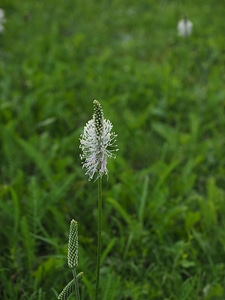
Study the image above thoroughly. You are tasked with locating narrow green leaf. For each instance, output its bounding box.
[107,198,132,225]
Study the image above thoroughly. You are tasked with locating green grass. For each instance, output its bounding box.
[1,0,225,299]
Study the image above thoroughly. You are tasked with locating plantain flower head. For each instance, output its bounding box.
[177,16,193,37]
[0,8,5,33]
[80,100,118,181]
[68,219,78,269]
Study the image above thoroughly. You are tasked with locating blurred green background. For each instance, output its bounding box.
[0,0,225,299]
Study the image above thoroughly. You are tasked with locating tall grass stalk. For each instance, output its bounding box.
[72,268,80,300]
[95,177,102,300]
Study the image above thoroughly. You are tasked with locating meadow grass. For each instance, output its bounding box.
[0,0,225,299]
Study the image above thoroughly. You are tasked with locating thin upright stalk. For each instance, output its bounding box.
[72,268,80,300]
[95,177,102,300]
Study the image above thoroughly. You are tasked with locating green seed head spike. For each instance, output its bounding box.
[68,219,78,269]
[58,278,75,300]
[93,100,104,138]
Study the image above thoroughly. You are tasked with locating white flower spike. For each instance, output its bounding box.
[0,8,5,21]
[0,8,5,33]
[177,16,193,37]
[80,100,118,181]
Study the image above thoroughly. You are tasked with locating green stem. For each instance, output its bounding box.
[72,268,80,300]
[95,177,102,300]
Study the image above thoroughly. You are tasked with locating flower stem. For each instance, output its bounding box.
[95,177,102,300]
[72,268,80,300]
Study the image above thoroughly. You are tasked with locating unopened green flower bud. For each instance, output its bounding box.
[68,219,78,269]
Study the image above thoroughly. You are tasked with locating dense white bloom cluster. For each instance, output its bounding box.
[80,100,118,181]
[0,8,5,33]
[177,16,193,37]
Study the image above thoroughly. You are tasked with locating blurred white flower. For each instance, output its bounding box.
[0,8,5,33]
[177,16,193,37]
[0,8,4,19]
[80,100,118,181]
